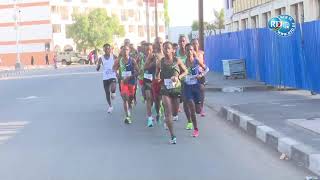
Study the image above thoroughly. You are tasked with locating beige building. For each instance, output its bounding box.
[0,0,165,66]
[224,0,320,32]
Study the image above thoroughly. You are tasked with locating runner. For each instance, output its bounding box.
[143,43,156,127]
[113,45,139,124]
[183,43,209,137]
[137,41,147,103]
[192,38,206,117]
[176,35,193,130]
[172,43,179,57]
[96,43,117,113]
[153,37,165,123]
[156,41,188,144]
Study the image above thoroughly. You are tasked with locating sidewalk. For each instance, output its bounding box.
[205,72,273,92]
[0,64,93,79]
[204,72,320,175]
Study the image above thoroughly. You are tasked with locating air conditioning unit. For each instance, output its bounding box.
[222,59,246,79]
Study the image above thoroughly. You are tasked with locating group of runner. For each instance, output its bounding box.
[96,35,209,144]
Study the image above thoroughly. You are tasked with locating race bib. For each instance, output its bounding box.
[185,75,197,85]
[104,69,116,79]
[122,71,132,78]
[164,79,175,89]
[144,73,153,81]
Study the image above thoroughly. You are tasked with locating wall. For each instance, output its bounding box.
[205,20,320,93]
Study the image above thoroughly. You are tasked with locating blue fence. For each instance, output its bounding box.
[205,20,320,93]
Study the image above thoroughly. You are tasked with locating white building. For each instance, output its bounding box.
[224,0,320,32]
[0,0,165,66]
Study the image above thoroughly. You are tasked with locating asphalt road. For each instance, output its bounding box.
[0,68,312,180]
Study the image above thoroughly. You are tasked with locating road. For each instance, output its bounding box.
[0,67,312,180]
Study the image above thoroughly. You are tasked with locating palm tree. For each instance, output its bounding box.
[213,9,225,34]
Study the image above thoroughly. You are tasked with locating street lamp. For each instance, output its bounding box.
[13,0,23,70]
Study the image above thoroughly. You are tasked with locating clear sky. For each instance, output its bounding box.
[168,0,224,27]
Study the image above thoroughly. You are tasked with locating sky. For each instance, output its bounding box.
[168,0,224,27]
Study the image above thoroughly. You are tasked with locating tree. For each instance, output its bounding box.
[191,20,215,36]
[67,8,125,52]
[213,9,225,34]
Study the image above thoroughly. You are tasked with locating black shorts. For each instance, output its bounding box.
[103,78,116,90]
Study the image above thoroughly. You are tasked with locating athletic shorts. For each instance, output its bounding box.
[152,80,161,100]
[183,84,201,104]
[120,82,136,97]
[103,78,116,89]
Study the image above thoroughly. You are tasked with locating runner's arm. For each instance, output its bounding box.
[177,59,188,81]
[155,59,161,81]
[113,59,120,79]
[198,60,209,78]
[132,59,140,78]
[96,57,102,71]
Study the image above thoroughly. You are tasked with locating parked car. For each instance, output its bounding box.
[56,51,88,65]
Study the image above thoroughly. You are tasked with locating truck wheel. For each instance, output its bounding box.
[62,60,67,65]
[79,59,85,64]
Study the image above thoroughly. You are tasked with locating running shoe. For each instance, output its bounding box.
[200,108,206,117]
[185,122,193,130]
[147,117,153,127]
[192,129,199,137]
[107,106,113,114]
[173,116,178,121]
[169,136,177,144]
[124,116,132,124]
[111,93,116,100]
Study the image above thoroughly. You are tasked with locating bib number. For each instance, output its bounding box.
[164,79,175,89]
[144,73,153,81]
[185,75,197,85]
[122,71,132,78]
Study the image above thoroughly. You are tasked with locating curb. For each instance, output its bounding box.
[205,85,276,92]
[216,105,320,175]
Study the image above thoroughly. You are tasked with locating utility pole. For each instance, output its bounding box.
[155,0,158,38]
[198,0,204,50]
[14,0,22,70]
[146,0,150,42]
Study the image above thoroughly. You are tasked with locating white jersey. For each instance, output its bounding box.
[101,55,116,80]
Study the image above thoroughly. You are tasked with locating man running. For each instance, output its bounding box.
[153,37,165,123]
[184,43,209,137]
[113,45,139,124]
[192,38,206,117]
[143,43,156,127]
[96,43,117,113]
[176,35,193,130]
[156,41,187,144]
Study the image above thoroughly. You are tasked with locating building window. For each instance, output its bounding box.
[261,12,270,28]
[52,24,61,33]
[128,25,135,33]
[291,3,304,23]
[103,0,111,4]
[275,8,281,16]
[251,15,258,29]
[60,7,69,20]
[137,0,143,6]
[128,9,134,17]
[121,10,128,21]
[159,25,165,33]
[64,0,71,2]
[281,7,286,15]
[138,25,144,37]
[118,0,124,5]
[81,0,87,3]
[241,18,248,30]
[51,6,59,14]
[233,21,239,31]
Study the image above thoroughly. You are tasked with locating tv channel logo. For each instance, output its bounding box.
[268,15,296,37]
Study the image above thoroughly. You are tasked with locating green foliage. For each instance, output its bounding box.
[66,8,125,51]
